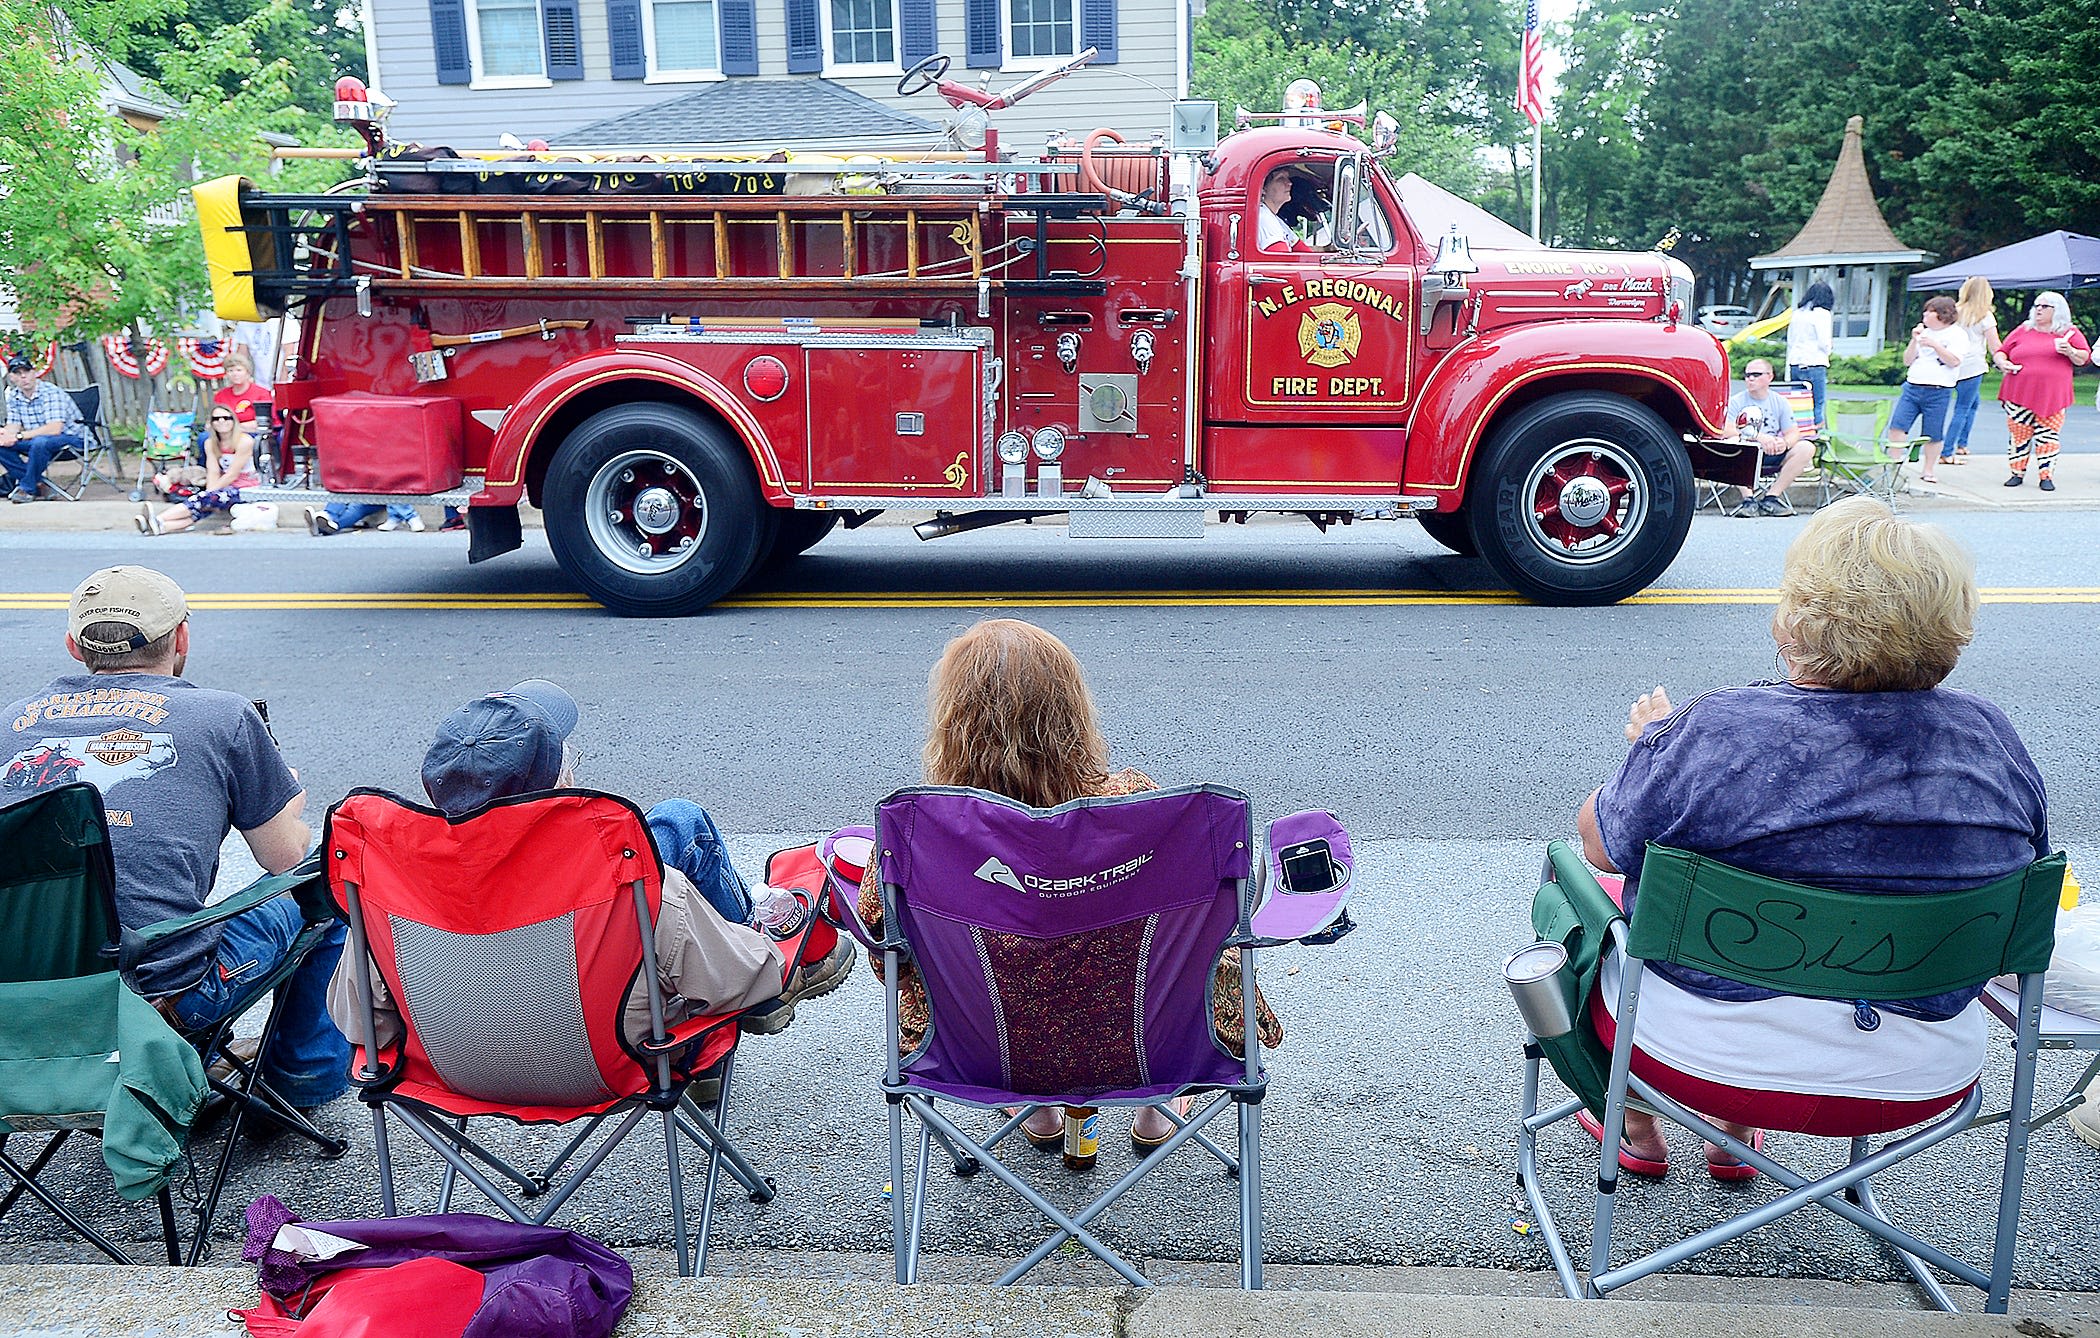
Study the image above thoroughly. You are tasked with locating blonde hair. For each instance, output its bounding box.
[226,351,254,375]
[1776,497,1975,692]
[923,619,1109,807]
[1956,275,1993,327]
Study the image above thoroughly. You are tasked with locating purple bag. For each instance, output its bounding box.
[240,1195,632,1338]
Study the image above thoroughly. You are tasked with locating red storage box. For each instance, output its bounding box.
[313,393,465,493]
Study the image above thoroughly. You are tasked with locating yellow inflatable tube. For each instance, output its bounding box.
[193,175,269,323]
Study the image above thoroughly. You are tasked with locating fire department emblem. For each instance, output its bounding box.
[1297,302,1361,369]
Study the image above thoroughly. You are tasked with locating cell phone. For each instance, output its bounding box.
[1276,838,1339,895]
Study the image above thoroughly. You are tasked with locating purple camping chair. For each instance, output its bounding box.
[846,784,1355,1289]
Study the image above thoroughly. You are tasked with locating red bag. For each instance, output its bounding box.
[312,393,465,493]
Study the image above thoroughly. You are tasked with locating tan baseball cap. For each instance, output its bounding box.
[68,566,188,655]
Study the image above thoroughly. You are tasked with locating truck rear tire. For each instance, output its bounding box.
[1465,392,1693,606]
[542,403,766,616]
[1415,508,1478,557]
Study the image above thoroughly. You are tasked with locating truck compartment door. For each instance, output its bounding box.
[804,345,983,496]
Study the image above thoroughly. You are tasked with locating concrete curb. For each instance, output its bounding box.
[2,1266,2094,1338]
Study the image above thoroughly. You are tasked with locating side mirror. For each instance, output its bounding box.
[1331,155,1362,253]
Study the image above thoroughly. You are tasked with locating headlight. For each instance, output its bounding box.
[1031,426,1067,461]
[996,430,1030,465]
[1663,256,1695,323]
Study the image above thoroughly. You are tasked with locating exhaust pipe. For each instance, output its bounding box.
[913,510,1038,541]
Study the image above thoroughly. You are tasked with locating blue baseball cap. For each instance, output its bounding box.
[421,679,579,817]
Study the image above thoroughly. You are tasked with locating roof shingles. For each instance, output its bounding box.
[561,79,940,148]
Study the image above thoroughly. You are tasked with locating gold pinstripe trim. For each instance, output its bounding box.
[488,365,784,491]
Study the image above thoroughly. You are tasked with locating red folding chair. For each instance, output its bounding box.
[324,788,784,1276]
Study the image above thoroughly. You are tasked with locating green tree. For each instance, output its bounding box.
[1539,1,1661,247]
[129,0,366,106]
[0,0,352,339]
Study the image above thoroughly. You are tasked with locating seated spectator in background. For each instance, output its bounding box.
[856,619,1283,1159]
[1886,295,1973,487]
[211,352,270,426]
[1574,498,2050,1180]
[329,680,852,1051]
[1,566,350,1108]
[306,502,424,535]
[139,406,259,534]
[1727,359,1810,516]
[2,353,87,503]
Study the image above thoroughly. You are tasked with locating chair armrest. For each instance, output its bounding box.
[820,826,892,952]
[117,853,330,976]
[636,1010,736,1057]
[1248,810,1358,946]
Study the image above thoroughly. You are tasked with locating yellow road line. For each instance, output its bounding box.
[1,588,2096,611]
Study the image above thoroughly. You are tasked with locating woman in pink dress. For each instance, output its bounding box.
[1992,290,2089,491]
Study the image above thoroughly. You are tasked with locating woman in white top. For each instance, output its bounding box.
[1256,168,1312,254]
[1941,275,2002,466]
[1784,281,1834,429]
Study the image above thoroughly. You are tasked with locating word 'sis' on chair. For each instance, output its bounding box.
[834,785,1356,1288]
[324,789,784,1277]
[1817,396,1903,507]
[0,783,344,1264]
[1515,841,2063,1313]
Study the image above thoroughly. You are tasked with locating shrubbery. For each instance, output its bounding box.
[1829,346,1907,386]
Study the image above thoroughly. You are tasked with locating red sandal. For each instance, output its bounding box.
[1576,1109,1669,1178]
[1704,1130,1766,1182]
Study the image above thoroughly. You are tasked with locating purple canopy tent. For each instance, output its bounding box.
[1906,230,2100,292]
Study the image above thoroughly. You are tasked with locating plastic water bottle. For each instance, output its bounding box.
[1062,1107,1100,1171]
[753,885,810,942]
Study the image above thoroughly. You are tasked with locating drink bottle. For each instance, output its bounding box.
[1062,1107,1100,1171]
[753,886,810,941]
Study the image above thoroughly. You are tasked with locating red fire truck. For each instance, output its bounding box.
[195,58,1747,615]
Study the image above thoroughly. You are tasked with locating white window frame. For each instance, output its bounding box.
[643,0,727,82]
[465,0,552,90]
[822,0,899,75]
[1001,0,1076,71]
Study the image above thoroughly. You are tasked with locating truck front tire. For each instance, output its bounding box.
[1415,507,1478,557]
[542,403,766,616]
[1465,393,1693,606]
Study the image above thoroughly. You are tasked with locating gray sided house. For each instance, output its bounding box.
[364,0,1186,150]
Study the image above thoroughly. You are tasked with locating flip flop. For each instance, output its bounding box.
[1131,1096,1194,1157]
[1704,1130,1766,1182]
[1575,1109,1669,1179]
[1004,1107,1064,1150]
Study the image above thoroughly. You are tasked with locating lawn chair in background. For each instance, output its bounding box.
[1817,396,1901,506]
[1513,841,2063,1313]
[839,785,1357,1288]
[40,386,125,500]
[133,411,195,502]
[324,789,782,1277]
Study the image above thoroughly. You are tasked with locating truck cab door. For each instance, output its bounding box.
[1206,152,1422,488]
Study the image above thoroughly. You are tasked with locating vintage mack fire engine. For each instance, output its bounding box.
[195,59,1747,615]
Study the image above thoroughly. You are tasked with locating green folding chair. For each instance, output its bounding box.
[1516,841,2063,1313]
[0,783,348,1264]
[1816,396,1901,507]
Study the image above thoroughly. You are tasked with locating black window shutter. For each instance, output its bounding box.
[720,0,758,73]
[1079,0,1115,63]
[898,0,937,67]
[786,0,823,71]
[965,0,999,67]
[431,0,470,83]
[607,0,646,78]
[542,0,584,78]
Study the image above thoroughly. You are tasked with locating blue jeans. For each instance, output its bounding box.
[1786,365,1827,429]
[0,431,79,493]
[645,799,751,925]
[1943,374,1983,459]
[1889,381,1952,444]
[171,894,352,1108]
[325,502,416,527]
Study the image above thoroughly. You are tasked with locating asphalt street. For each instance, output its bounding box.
[1,511,2096,1287]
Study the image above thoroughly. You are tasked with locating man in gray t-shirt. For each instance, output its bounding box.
[1,566,349,1107]
[1726,359,1812,516]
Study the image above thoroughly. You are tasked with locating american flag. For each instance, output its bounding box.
[1516,0,1547,126]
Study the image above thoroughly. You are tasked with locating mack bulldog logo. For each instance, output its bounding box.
[1298,302,1362,368]
[4,731,178,793]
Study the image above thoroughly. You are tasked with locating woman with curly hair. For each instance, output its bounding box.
[1574,497,2051,1181]
[858,618,1282,1159]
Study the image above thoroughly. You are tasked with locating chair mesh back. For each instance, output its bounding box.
[879,785,1255,1104]
[391,913,614,1107]
[0,784,119,984]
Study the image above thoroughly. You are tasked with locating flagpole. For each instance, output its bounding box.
[1530,121,1542,242]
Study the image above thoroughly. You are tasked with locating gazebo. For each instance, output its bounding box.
[1750,116,1927,356]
